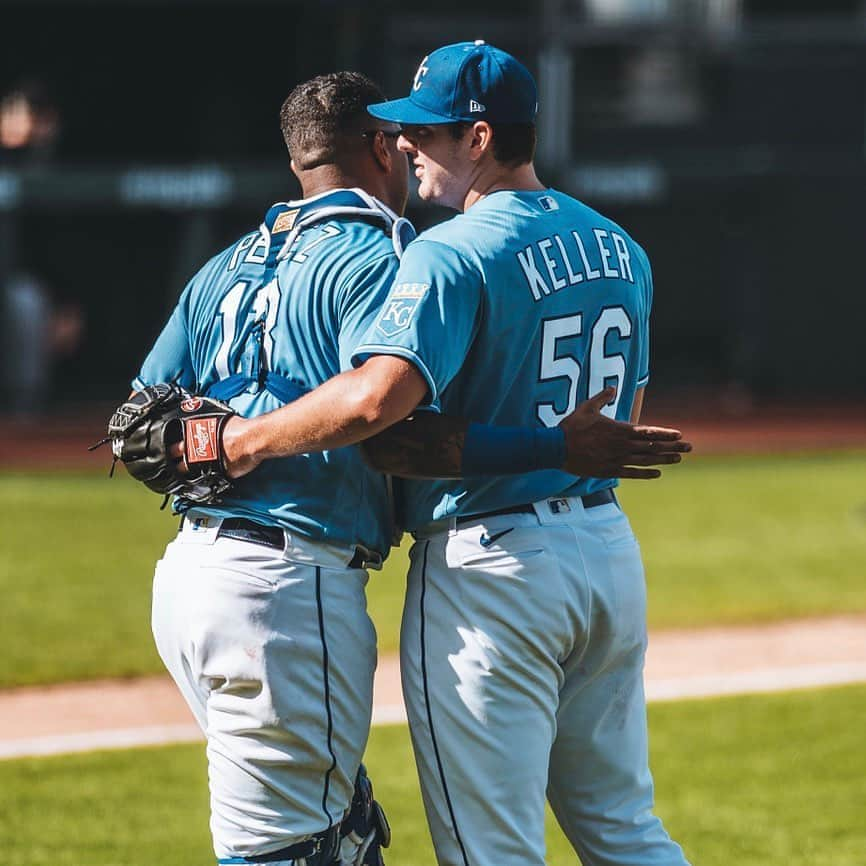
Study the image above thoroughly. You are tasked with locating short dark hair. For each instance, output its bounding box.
[447,121,536,167]
[280,72,386,171]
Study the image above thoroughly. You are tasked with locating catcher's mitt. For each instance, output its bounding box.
[93,383,236,506]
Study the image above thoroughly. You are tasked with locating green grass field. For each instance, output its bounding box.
[1,451,864,687]
[618,450,866,627]
[2,684,864,865]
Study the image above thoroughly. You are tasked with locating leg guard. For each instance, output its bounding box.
[339,763,391,866]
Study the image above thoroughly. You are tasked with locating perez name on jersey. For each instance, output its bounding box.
[516,226,634,302]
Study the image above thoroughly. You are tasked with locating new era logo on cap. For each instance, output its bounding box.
[367,40,538,126]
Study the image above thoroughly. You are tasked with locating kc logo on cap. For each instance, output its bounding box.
[413,56,430,92]
[367,40,538,126]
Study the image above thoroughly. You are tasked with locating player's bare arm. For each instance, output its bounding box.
[220,355,428,478]
[360,386,690,480]
[358,411,467,479]
[214,356,690,482]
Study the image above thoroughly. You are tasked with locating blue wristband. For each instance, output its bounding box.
[461,423,566,476]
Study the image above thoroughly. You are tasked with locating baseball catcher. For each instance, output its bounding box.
[92,383,235,506]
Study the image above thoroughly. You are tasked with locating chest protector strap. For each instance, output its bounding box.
[205,189,414,405]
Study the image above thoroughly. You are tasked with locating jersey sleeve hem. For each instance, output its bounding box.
[352,343,439,406]
[636,373,650,388]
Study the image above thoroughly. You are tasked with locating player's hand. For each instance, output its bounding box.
[168,415,262,480]
[558,387,692,479]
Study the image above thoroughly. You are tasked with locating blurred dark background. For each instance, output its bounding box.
[1,0,865,417]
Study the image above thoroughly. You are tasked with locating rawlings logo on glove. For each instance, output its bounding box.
[91,383,236,507]
[187,417,220,462]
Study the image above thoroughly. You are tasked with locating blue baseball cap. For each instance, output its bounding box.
[367,40,538,126]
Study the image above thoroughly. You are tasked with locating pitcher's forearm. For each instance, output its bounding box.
[222,356,428,475]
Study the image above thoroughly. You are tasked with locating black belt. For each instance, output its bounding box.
[455,488,616,526]
[188,517,374,569]
[239,825,340,864]
[217,518,285,549]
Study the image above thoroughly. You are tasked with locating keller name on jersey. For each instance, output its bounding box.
[350,188,650,530]
[516,226,634,302]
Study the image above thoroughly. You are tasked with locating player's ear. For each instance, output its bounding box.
[468,121,493,162]
[369,130,392,173]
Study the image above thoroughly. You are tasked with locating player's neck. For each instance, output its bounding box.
[298,165,396,211]
[298,165,362,201]
[463,162,545,211]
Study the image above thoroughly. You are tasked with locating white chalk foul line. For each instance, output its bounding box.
[645,661,866,702]
[2,662,866,760]
[0,724,202,760]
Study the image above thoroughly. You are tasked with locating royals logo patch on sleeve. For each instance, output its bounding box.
[376,283,429,337]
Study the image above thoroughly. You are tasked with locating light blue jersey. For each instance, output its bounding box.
[353,188,652,531]
[136,188,410,555]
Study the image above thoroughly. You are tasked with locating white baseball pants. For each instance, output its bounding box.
[401,496,691,866]
[151,512,376,862]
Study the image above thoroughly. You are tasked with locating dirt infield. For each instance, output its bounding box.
[642,398,866,455]
[1,399,865,469]
[2,614,865,759]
